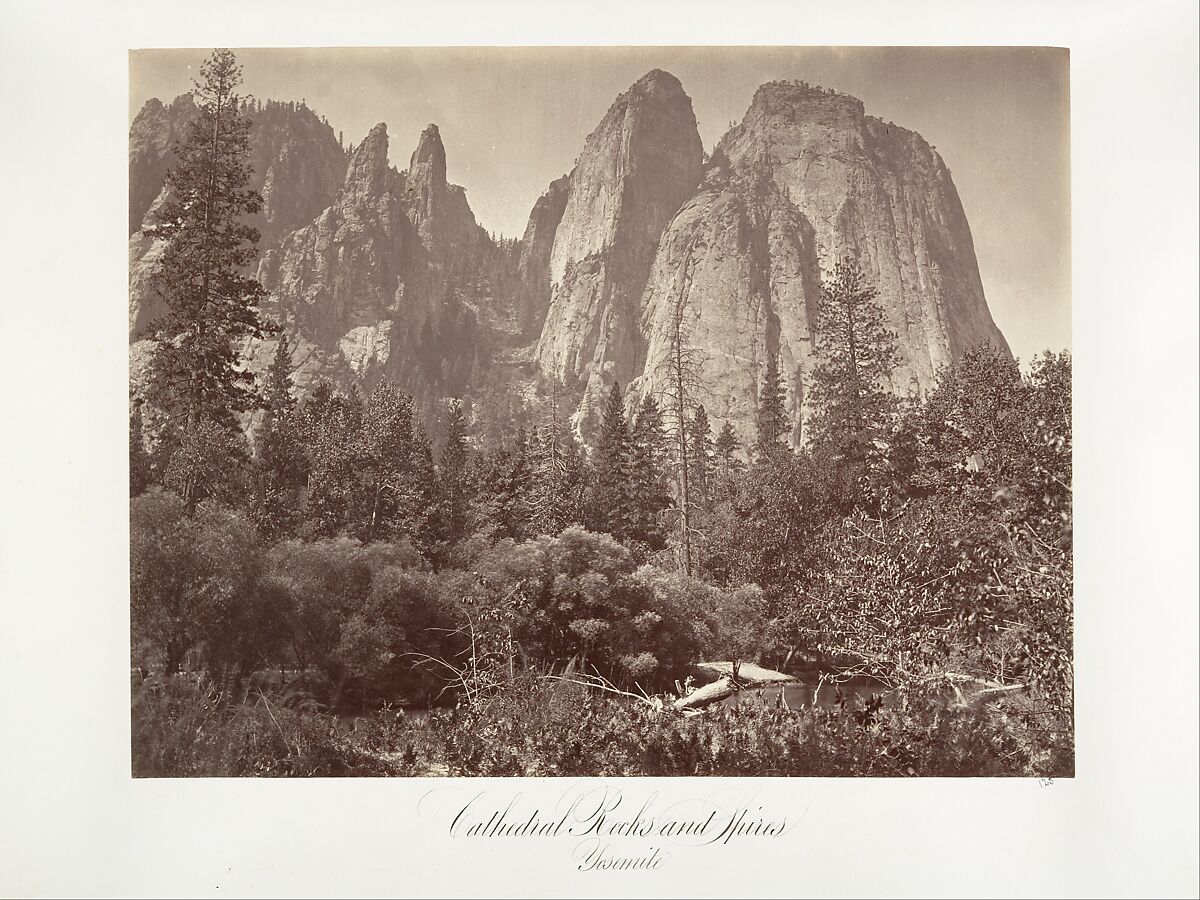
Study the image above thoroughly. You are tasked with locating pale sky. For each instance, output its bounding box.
[130,47,1070,362]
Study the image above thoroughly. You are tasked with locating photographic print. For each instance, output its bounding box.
[127,46,1073,778]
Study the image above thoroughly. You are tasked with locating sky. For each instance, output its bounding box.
[130,46,1070,362]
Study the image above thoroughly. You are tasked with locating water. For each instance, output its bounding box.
[723,677,892,711]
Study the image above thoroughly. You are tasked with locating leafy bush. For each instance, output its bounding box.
[469,529,758,691]
[262,536,428,706]
[131,492,283,675]
[131,675,428,777]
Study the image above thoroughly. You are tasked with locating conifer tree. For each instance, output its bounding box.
[263,333,296,418]
[407,417,446,563]
[528,423,587,538]
[689,404,714,506]
[473,432,533,542]
[560,428,590,524]
[510,427,537,533]
[589,382,633,540]
[301,380,442,547]
[714,420,742,475]
[130,401,153,497]
[809,256,900,458]
[755,350,789,458]
[628,393,670,548]
[358,382,419,543]
[439,398,471,544]
[653,248,706,573]
[302,385,365,536]
[249,335,306,536]
[526,379,579,536]
[146,48,270,430]
[143,49,270,507]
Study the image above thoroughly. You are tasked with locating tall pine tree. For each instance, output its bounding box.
[755,350,789,458]
[628,393,670,549]
[439,398,471,545]
[527,378,581,537]
[130,400,153,497]
[262,334,295,418]
[688,404,713,508]
[250,335,306,537]
[472,433,533,543]
[588,382,634,540]
[654,247,706,573]
[358,382,420,544]
[147,48,270,428]
[809,256,900,458]
[714,420,742,476]
[302,385,366,536]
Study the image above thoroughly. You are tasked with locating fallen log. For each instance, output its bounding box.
[974,683,1027,698]
[673,675,737,713]
[546,664,799,716]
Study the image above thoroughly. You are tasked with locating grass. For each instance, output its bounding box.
[132,672,1073,778]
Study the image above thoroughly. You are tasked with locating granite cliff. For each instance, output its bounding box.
[532,69,704,434]
[128,94,198,236]
[514,175,569,338]
[130,74,1010,450]
[517,76,1007,446]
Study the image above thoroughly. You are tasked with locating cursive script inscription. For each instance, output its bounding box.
[426,785,796,872]
[574,839,668,872]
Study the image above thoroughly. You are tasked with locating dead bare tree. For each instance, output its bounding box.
[652,242,708,576]
[540,670,664,710]
[404,590,525,707]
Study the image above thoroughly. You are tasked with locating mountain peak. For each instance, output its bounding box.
[535,65,703,439]
[633,68,683,92]
[747,79,865,122]
[409,123,447,186]
[134,96,164,117]
[359,121,389,150]
[344,122,390,201]
[128,93,202,234]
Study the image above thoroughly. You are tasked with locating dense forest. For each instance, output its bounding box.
[131,50,1073,777]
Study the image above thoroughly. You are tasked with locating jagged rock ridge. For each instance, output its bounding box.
[128,95,197,236]
[251,122,499,395]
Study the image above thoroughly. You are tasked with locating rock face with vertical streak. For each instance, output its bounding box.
[514,175,569,337]
[631,155,822,447]
[633,80,1010,447]
[533,69,704,436]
